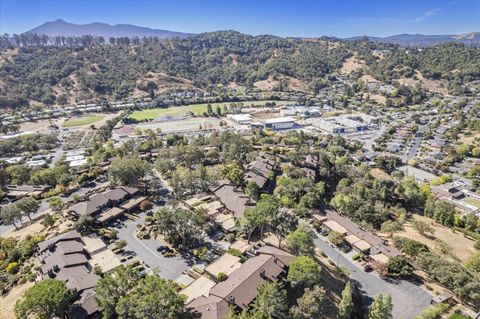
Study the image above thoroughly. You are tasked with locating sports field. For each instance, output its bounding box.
[63,115,105,127]
[129,100,282,121]
[137,118,222,133]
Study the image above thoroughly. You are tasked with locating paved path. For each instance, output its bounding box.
[314,234,432,319]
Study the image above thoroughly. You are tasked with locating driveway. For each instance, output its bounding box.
[314,234,432,319]
[115,211,191,281]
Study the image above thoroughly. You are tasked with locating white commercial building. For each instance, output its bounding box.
[227,114,253,125]
[262,117,295,130]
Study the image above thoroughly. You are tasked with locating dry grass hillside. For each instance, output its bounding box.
[398,70,448,94]
[254,74,309,92]
[340,55,366,74]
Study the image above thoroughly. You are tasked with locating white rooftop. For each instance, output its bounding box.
[263,117,295,124]
[227,114,252,121]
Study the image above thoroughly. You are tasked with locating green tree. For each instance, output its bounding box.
[464,251,480,273]
[95,265,141,318]
[16,196,39,220]
[387,256,413,277]
[152,208,205,249]
[338,282,354,319]
[380,220,403,238]
[223,163,244,187]
[271,208,298,246]
[0,203,23,230]
[108,156,151,189]
[411,220,435,237]
[236,207,266,243]
[48,197,63,214]
[15,279,73,319]
[245,180,260,200]
[75,215,94,235]
[289,285,328,319]
[328,230,345,246]
[115,275,190,319]
[285,224,315,256]
[251,281,288,319]
[368,294,393,319]
[287,256,321,287]
[41,214,55,228]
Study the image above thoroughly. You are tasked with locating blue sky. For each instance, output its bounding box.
[1,0,479,37]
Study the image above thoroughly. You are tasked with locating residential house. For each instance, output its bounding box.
[187,246,294,318]
[68,186,145,224]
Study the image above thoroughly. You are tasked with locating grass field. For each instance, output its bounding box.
[129,100,282,121]
[63,115,105,127]
[464,197,480,208]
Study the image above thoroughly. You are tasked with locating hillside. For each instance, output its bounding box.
[0,31,480,108]
[27,19,193,39]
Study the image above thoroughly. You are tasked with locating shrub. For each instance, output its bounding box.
[225,233,236,243]
[217,272,228,282]
[6,262,19,274]
[352,253,363,261]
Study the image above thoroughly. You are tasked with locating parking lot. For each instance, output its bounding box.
[314,232,432,319]
[113,211,193,280]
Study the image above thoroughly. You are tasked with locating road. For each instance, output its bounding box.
[50,129,68,168]
[314,234,432,319]
[403,125,427,162]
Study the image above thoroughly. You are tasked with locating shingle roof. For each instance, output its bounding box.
[188,295,230,319]
[212,183,252,218]
[209,254,285,310]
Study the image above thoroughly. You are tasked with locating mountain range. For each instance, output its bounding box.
[347,32,480,46]
[27,19,193,39]
[25,19,480,46]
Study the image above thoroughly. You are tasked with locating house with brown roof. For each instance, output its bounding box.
[244,156,275,190]
[182,194,236,233]
[323,209,402,263]
[5,184,51,199]
[38,231,120,319]
[210,182,254,219]
[68,186,143,224]
[187,246,294,318]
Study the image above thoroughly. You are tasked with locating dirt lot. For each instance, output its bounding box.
[19,119,62,132]
[370,168,393,181]
[0,281,34,319]
[254,75,308,92]
[340,56,365,74]
[458,131,480,145]
[394,215,476,262]
[398,71,448,94]
[3,221,45,239]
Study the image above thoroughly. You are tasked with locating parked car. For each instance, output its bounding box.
[156,245,167,252]
[319,228,329,236]
[363,264,373,272]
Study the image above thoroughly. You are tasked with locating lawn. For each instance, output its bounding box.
[464,197,480,208]
[129,100,282,121]
[63,115,105,127]
[449,314,472,319]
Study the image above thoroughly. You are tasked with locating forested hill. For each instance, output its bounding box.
[1,31,480,109]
